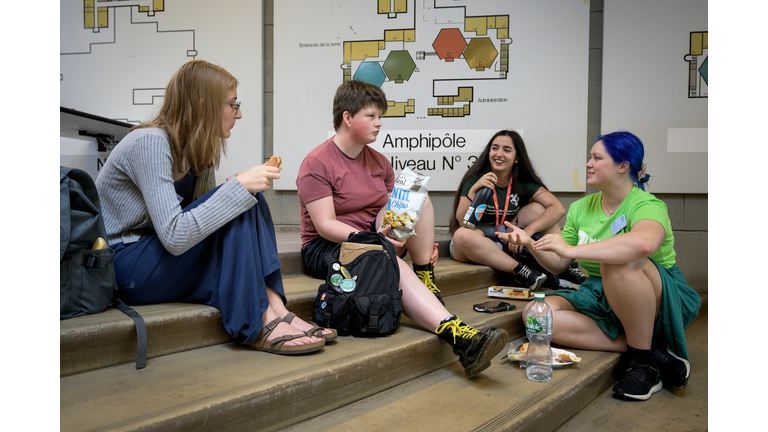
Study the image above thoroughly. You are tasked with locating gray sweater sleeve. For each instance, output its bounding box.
[97,129,257,255]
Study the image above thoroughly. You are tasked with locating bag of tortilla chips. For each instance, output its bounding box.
[380,167,430,241]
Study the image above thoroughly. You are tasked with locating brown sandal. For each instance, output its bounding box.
[245,316,325,355]
[283,312,338,342]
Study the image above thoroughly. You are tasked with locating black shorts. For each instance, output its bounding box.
[302,236,339,279]
[302,229,407,278]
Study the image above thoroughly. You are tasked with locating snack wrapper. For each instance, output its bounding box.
[380,167,430,241]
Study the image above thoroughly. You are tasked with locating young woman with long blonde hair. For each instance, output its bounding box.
[96,60,333,355]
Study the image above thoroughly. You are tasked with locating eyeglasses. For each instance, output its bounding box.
[226,101,241,116]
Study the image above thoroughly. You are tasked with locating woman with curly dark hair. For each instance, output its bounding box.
[449,130,567,289]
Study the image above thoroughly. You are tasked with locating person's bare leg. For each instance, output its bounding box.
[522,296,628,352]
[397,257,452,330]
[601,259,662,350]
[402,196,435,266]
[451,227,520,272]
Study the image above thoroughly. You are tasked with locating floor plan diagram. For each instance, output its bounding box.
[274,0,590,191]
[59,0,263,186]
[685,31,708,98]
[61,0,200,123]
[340,1,511,118]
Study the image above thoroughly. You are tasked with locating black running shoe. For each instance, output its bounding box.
[560,262,587,285]
[651,340,691,389]
[612,359,663,401]
[514,264,546,291]
[435,316,509,378]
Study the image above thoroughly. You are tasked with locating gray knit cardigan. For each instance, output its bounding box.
[95,127,257,255]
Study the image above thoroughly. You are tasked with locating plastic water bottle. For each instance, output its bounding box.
[462,187,492,229]
[525,292,553,382]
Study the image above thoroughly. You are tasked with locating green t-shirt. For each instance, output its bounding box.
[561,186,676,277]
[460,175,542,225]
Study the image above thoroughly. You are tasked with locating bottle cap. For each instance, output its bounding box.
[534,292,546,299]
[91,237,108,250]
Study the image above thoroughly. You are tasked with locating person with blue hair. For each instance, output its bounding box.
[497,131,701,401]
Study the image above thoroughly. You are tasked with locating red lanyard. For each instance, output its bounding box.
[492,177,513,232]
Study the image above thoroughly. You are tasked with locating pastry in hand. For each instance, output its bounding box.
[266,155,282,169]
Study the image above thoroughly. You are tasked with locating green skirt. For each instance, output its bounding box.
[547,260,701,360]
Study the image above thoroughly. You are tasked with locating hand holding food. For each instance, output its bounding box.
[234,158,281,193]
[266,155,282,169]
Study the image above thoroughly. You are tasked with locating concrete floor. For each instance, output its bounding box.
[555,314,708,432]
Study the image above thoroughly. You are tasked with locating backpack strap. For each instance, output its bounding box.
[111,294,148,369]
[60,167,103,211]
[367,296,385,333]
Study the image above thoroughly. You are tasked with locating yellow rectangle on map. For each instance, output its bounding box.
[465,17,487,35]
[378,0,390,14]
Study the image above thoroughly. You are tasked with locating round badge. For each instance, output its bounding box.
[340,278,356,292]
[332,263,341,271]
[330,273,343,286]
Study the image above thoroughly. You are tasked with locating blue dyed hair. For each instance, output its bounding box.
[597,131,650,191]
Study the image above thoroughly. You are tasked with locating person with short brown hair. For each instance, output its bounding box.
[296,79,509,377]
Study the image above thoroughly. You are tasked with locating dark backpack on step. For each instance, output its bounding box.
[60,167,147,369]
[313,231,402,337]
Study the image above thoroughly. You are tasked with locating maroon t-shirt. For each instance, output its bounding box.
[296,137,394,249]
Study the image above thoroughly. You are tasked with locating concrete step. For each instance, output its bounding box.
[60,258,503,376]
[60,289,524,432]
[285,295,709,432]
[283,338,619,432]
[61,229,707,432]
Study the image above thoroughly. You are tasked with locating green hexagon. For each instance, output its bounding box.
[383,50,416,83]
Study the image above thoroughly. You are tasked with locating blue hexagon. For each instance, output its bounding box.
[353,62,386,87]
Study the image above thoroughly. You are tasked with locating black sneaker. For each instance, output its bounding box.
[559,262,587,285]
[414,263,444,305]
[514,264,546,291]
[435,316,509,378]
[651,340,691,389]
[612,359,663,401]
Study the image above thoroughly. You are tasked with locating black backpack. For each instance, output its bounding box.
[60,167,147,369]
[313,232,402,337]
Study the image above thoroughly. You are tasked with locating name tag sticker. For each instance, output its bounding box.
[610,214,627,236]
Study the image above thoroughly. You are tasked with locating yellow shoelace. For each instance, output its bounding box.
[415,269,441,293]
[435,318,479,344]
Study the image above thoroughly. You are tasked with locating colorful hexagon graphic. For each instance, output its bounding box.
[699,57,708,84]
[464,38,498,71]
[383,50,416,83]
[353,61,387,87]
[432,28,467,62]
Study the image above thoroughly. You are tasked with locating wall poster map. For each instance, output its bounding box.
[60,0,264,183]
[274,0,590,191]
[686,31,708,99]
[602,0,707,193]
